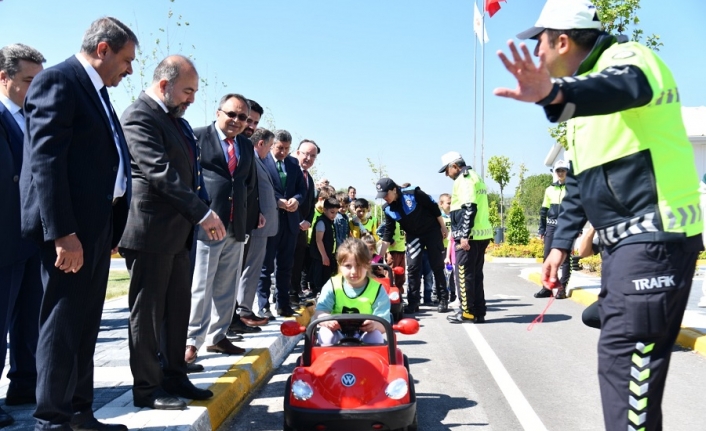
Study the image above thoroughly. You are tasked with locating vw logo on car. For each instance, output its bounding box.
[341,373,356,387]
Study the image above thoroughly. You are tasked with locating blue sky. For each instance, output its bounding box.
[2,0,704,200]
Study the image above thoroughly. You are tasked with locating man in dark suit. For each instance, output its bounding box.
[20,18,137,431]
[228,100,269,334]
[0,43,45,429]
[119,55,224,411]
[185,93,256,362]
[289,140,319,304]
[256,130,306,318]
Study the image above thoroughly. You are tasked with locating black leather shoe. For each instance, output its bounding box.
[4,388,36,405]
[447,311,476,324]
[437,299,449,313]
[0,407,14,428]
[225,330,245,341]
[134,390,186,410]
[555,288,567,299]
[534,287,552,298]
[402,304,419,314]
[277,307,301,318]
[229,319,262,334]
[186,362,204,373]
[260,309,276,321]
[163,378,213,400]
[70,418,128,431]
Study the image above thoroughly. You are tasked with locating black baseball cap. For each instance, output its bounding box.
[375,178,396,199]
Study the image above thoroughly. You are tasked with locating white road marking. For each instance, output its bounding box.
[462,324,548,431]
[493,294,523,299]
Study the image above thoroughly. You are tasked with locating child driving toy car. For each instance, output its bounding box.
[313,238,391,346]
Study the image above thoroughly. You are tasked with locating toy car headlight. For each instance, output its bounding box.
[385,378,408,400]
[388,291,400,301]
[292,379,314,401]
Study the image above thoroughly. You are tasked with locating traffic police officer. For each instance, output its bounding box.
[495,1,703,430]
[439,152,493,323]
[535,159,570,299]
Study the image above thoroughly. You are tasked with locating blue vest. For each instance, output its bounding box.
[384,186,418,221]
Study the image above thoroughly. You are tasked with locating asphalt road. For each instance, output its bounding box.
[220,262,706,431]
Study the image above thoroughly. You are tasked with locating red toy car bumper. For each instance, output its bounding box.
[284,402,417,431]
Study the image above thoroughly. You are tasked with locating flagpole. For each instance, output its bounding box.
[480,3,486,179]
[472,1,478,170]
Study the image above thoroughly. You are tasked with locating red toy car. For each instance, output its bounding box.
[372,263,404,322]
[280,314,419,431]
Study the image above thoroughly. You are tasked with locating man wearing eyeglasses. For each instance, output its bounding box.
[185,94,257,363]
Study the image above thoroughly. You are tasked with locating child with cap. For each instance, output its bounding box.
[309,197,341,294]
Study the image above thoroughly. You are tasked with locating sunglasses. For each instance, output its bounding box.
[218,109,248,122]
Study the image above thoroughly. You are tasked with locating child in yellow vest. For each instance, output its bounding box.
[313,238,391,346]
[349,198,379,241]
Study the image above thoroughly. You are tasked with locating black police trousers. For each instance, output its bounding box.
[455,239,490,317]
[405,230,447,306]
[597,239,698,431]
[544,225,571,288]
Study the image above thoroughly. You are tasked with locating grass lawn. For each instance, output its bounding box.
[106,270,130,300]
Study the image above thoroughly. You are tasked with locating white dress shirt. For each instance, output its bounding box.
[74,53,126,199]
[0,93,25,133]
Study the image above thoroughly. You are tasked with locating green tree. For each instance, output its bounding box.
[488,201,501,230]
[487,156,513,228]
[516,173,553,232]
[506,200,530,245]
[548,0,662,150]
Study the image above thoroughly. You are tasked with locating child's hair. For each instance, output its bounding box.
[318,187,333,200]
[335,192,350,205]
[323,197,341,209]
[439,193,451,201]
[353,198,370,210]
[336,238,372,270]
[360,233,376,250]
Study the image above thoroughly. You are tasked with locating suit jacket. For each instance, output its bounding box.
[243,134,261,234]
[251,155,279,238]
[0,102,38,263]
[298,169,316,225]
[119,91,210,254]
[20,55,131,249]
[263,153,306,235]
[194,123,255,242]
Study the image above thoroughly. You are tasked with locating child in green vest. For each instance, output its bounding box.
[313,238,391,346]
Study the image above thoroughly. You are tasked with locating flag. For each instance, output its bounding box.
[473,3,489,44]
[485,0,505,18]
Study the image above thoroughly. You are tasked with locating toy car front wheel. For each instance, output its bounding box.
[283,376,296,431]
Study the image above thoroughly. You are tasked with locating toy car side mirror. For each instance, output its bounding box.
[393,318,419,335]
[280,320,306,337]
[392,266,405,275]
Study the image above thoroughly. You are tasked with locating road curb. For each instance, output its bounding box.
[189,304,314,430]
[526,271,706,358]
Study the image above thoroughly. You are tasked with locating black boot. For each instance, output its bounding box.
[534,287,552,298]
[437,299,449,313]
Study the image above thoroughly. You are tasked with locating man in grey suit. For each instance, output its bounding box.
[185,93,256,362]
[119,55,224,410]
[21,17,136,431]
[233,128,278,328]
[0,43,45,429]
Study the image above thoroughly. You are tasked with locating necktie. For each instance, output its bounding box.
[226,138,237,175]
[276,160,286,189]
[18,108,24,118]
[303,170,309,189]
[168,115,195,162]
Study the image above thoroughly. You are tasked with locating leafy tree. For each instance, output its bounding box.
[506,200,530,245]
[548,0,661,150]
[488,201,501,230]
[516,173,553,232]
[366,156,388,187]
[487,156,513,228]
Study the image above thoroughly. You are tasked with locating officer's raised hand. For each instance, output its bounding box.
[494,40,557,104]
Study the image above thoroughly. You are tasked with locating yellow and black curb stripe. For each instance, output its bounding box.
[190,303,315,430]
[526,272,706,359]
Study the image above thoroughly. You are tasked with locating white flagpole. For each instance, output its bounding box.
[472,1,478,170]
[480,3,486,179]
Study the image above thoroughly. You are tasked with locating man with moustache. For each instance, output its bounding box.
[0,43,45,429]
[119,55,224,410]
[20,17,136,431]
[256,130,306,319]
[229,100,270,334]
[289,140,319,305]
[184,94,256,362]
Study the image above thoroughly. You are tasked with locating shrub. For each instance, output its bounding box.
[699,250,706,260]
[488,238,544,258]
[506,200,530,245]
[581,254,602,275]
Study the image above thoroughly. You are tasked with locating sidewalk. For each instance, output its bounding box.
[518,264,706,358]
[1,287,313,430]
